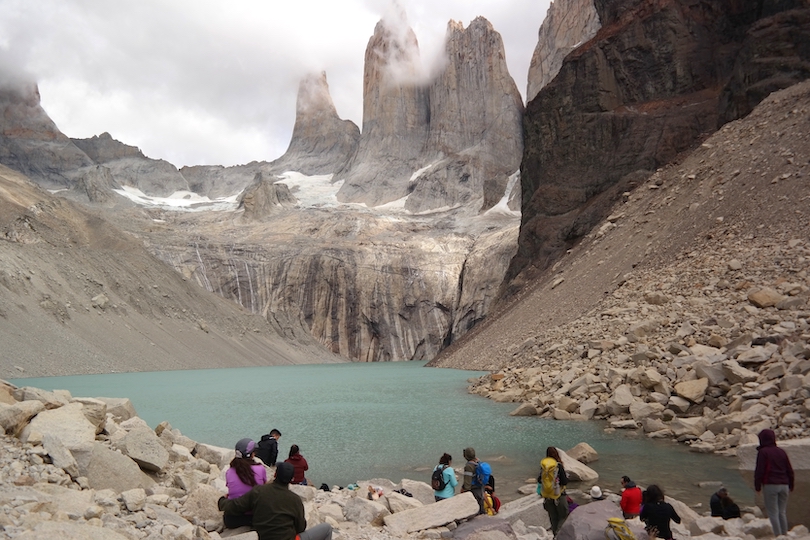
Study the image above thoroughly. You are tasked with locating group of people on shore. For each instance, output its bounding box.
[217,428,795,540]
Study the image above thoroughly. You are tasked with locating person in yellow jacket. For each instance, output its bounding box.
[537,447,569,536]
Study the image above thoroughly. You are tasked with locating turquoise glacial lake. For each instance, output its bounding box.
[11,361,754,508]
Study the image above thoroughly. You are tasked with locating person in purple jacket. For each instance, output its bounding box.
[754,429,794,536]
[224,438,268,529]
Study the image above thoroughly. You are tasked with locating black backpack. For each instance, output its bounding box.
[431,465,447,490]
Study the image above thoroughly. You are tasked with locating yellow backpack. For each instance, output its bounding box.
[604,518,637,540]
[539,457,562,499]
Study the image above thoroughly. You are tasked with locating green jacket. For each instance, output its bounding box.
[218,481,305,540]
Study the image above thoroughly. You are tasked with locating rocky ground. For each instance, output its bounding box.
[2,379,810,540]
[432,81,810,455]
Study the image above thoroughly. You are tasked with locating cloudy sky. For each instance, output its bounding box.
[1,0,549,168]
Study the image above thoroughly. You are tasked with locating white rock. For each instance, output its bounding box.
[383,491,478,534]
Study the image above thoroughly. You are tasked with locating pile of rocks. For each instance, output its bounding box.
[469,233,810,456]
[2,379,809,539]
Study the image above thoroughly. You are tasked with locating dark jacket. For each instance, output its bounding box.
[754,429,795,491]
[256,435,279,466]
[219,480,305,540]
[640,500,681,540]
[285,454,309,484]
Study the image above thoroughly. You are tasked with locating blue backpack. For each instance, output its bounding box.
[473,462,491,487]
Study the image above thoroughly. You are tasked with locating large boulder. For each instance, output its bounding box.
[180,483,224,523]
[0,400,44,436]
[497,493,551,528]
[398,478,435,506]
[14,520,131,539]
[343,496,390,526]
[42,433,79,478]
[385,490,423,513]
[116,426,169,472]
[559,448,599,482]
[557,500,647,540]
[737,437,810,470]
[97,397,137,422]
[74,442,155,492]
[21,402,96,450]
[383,491,479,534]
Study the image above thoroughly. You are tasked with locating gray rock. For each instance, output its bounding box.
[21,402,96,451]
[12,387,69,409]
[76,442,155,492]
[0,400,45,436]
[344,496,391,526]
[117,426,169,472]
[557,499,646,540]
[510,403,538,416]
[497,493,551,528]
[96,397,137,422]
[14,520,132,539]
[399,478,435,506]
[121,488,147,512]
[383,491,478,534]
[179,483,222,523]
[747,287,786,308]
[674,378,708,403]
[386,490,423,513]
[42,433,79,478]
[566,442,599,464]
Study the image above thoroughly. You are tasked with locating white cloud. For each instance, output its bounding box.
[0,0,549,167]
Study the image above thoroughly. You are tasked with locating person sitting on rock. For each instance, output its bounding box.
[255,428,281,466]
[284,444,309,485]
[709,487,740,519]
[219,462,333,540]
[620,475,643,519]
[223,438,267,529]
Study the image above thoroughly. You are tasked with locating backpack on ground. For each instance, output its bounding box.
[604,517,637,540]
[473,461,491,487]
[431,464,448,491]
[539,457,562,499]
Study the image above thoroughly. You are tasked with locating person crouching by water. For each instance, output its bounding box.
[433,453,458,501]
[219,462,333,540]
[285,444,310,486]
[224,438,267,529]
[640,484,681,540]
[538,446,569,537]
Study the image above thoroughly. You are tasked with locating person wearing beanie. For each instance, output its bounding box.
[219,462,333,540]
[461,447,485,514]
[754,429,794,536]
[223,438,267,529]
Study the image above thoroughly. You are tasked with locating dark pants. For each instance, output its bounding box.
[544,496,569,536]
[223,512,252,529]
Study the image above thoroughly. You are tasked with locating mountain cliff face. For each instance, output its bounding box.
[237,172,298,220]
[526,0,601,101]
[405,17,524,213]
[0,83,93,188]
[335,18,430,207]
[72,133,190,197]
[506,0,810,295]
[269,72,360,176]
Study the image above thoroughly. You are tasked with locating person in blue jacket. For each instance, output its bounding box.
[433,453,458,501]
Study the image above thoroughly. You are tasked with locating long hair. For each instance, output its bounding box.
[439,453,452,465]
[546,446,562,463]
[229,456,258,487]
[289,444,300,458]
[646,484,664,503]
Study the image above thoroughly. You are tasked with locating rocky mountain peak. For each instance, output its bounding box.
[0,82,93,188]
[237,171,298,220]
[72,132,144,163]
[404,16,524,213]
[335,17,430,206]
[527,0,601,101]
[268,72,360,176]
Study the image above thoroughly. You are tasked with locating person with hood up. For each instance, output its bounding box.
[754,428,794,536]
[461,447,485,514]
[620,476,643,519]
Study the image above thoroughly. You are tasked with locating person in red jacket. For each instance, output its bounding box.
[754,429,794,536]
[284,444,310,486]
[620,475,643,518]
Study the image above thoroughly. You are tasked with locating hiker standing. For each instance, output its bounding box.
[461,447,485,514]
[620,475,643,519]
[432,453,457,501]
[538,446,569,537]
[640,485,681,540]
[256,429,281,466]
[754,428,794,536]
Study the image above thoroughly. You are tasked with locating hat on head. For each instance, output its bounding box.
[235,438,255,459]
[275,462,295,484]
[590,486,603,499]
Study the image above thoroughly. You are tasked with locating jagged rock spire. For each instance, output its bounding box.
[270,72,359,175]
[335,16,430,206]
